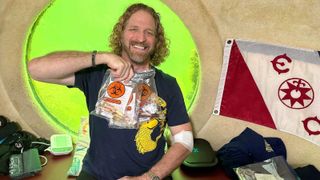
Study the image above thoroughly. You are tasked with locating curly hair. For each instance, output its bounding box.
[109,3,169,66]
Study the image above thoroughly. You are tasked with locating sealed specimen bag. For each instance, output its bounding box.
[91,69,161,129]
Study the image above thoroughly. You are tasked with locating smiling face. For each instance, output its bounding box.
[121,10,157,69]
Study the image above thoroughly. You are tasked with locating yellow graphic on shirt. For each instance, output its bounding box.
[135,97,166,154]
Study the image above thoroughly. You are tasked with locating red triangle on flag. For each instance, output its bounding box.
[220,41,276,129]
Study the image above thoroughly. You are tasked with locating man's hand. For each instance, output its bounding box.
[97,53,134,82]
[118,173,149,180]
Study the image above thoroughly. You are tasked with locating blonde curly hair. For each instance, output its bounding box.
[109,3,169,66]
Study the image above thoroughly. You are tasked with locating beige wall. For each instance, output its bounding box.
[1,0,319,169]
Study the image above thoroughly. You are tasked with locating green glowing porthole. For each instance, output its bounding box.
[23,0,200,135]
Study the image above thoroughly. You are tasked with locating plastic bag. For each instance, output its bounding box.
[234,156,298,180]
[91,69,159,129]
[67,117,90,176]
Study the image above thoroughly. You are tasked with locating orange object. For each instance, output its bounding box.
[103,97,121,104]
[107,81,125,98]
[138,83,151,101]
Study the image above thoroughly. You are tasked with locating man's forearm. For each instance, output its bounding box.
[28,51,134,85]
[147,143,191,179]
[28,51,94,85]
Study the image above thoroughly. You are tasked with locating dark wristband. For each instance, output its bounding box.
[92,50,97,67]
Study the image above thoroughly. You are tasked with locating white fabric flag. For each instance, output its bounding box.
[214,39,320,146]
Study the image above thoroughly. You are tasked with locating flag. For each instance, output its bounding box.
[213,39,320,146]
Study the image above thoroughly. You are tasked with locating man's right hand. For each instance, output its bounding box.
[97,53,134,83]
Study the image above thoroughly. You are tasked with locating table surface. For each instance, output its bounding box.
[172,165,231,180]
[1,153,231,180]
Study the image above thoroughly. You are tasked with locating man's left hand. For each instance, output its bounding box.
[118,174,148,180]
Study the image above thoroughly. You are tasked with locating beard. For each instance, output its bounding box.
[122,40,155,65]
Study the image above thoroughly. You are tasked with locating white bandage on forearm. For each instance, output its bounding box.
[171,130,194,152]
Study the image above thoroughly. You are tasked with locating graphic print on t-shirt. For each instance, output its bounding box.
[135,96,167,154]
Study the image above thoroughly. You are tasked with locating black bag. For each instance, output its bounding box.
[0,116,49,175]
[295,165,320,180]
[0,115,21,141]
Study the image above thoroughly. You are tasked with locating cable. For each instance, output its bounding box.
[31,141,50,146]
[39,155,48,167]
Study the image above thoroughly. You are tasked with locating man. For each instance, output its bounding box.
[28,3,193,180]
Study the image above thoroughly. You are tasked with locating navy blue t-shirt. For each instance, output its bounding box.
[73,65,189,179]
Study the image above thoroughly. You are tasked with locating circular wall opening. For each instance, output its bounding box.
[24,0,200,135]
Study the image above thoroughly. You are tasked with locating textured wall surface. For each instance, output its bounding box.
[1,0,319,169]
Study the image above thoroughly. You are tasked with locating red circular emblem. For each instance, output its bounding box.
[278,78,314,109]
